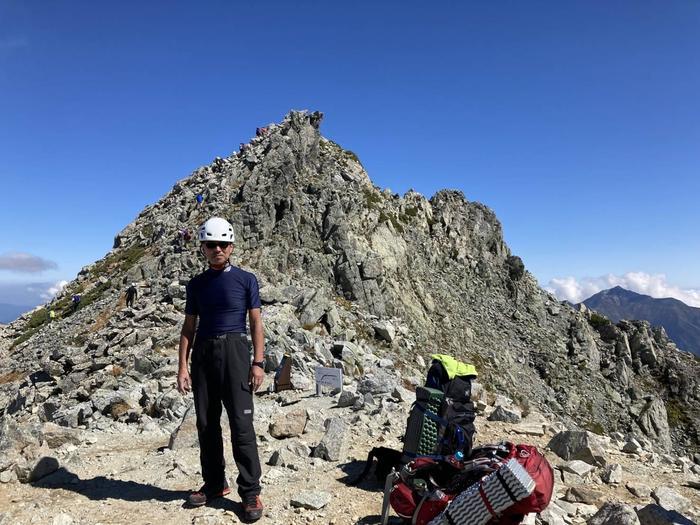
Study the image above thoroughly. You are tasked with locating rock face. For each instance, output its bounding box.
[601,464,623,485]
[651,486,691,514]
[311,417,347,461]
[0,109,698,465]
[636,398,672,451]
[587,502,640,525]
[548,431,607,467]
[636,504,696,525]
[488,405,522,423]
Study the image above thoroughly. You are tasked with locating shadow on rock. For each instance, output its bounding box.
[21,456,61,483]
[204,499,250,522]
[336,459,364,485]
[33,467,189,503]
[336,460,385,492]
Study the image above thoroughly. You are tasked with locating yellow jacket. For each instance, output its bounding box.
[430,354,478,378]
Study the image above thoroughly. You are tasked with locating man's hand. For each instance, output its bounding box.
[177,370,191,394]
[249,365,264,392]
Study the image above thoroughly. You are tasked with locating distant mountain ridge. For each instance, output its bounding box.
[583,286,700,357]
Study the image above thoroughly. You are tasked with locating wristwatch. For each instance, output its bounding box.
[252,361,265,369]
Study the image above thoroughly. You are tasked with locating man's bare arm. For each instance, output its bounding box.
[177,314,197,393]
[248,308,264,363]
[248,308,265,391]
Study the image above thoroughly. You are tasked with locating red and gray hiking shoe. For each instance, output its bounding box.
[187,484,231,507]
[243,494,264,521]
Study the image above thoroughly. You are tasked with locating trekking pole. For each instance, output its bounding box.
[380,469,397,525]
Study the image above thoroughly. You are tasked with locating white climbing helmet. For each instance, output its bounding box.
[198,217,235,243]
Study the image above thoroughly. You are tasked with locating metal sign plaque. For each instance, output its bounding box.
[314,366,343,395]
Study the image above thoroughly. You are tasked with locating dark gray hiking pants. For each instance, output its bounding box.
[191,332,261,498]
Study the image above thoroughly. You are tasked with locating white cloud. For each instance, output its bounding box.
[40,280,68,300]
[0,252,58,273]
[545,272,700,307]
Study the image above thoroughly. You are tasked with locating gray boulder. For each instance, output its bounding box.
[298,289,331,328]
[268,442,311,470]
[289,371,313,391]
[269,408,308,439]
[332,341,364,378]
[357,369,397,395]
[372,320,396,343]
[601,463,623,485]
[629,329,658,368]
[626,481,652,499]
[539,505,568,525]
[488,405,522,423]
[564,486,605,505]
[52,403,93,428]
[391,385,414,404]
[637,397,672,451]
[336,390,358,408]
[290,490,331,510]
[168,403,198,450]
[311,417,347,461]
[651,486,691,514]
[16,455,60,483]
[587,502,640,525]
[636,504,695,525]
[548,431,607,466]
[562,460,596,478]
[40,423,83,449]
[0,416,41,451]
[622,437,644,454]
[0,469,16,483]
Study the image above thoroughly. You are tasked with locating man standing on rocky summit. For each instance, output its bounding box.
[176,217,265,521]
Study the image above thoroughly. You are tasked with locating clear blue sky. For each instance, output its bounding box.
[1,1,699,309]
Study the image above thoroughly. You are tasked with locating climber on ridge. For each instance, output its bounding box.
[125,283,138,308]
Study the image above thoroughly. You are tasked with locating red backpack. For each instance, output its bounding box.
[389,457,460,525]
[499,443,554,517]
[387,443,554,525]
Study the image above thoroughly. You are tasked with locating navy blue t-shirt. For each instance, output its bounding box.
[185,265,261,339]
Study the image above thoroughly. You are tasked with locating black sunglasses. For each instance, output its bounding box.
[205,241,232,249]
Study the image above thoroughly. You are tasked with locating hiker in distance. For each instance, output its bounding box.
[125,282,138,308]
[176,217,265,521]
[71,294,81,313]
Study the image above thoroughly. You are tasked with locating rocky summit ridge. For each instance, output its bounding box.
[0,111,698,524]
